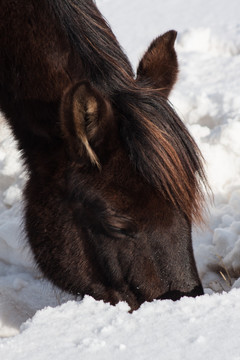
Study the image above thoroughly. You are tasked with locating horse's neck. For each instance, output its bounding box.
[0,90,62,164]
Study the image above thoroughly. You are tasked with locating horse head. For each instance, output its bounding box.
[54,31,204,309]
[0,0,206,310]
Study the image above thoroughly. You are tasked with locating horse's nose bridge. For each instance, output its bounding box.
[133,224,203,296]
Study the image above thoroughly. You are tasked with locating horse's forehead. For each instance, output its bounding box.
[80,161,167,221]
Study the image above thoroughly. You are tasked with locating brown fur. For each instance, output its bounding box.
[0,0,207,309]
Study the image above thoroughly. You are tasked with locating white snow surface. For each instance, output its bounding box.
[0,0,240,358]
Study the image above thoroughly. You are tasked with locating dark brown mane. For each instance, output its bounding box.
[48,0,207,222]
[48,0,134,90]
[118,91,207,223]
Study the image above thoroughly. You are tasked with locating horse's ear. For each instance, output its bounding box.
[136,30,178,98]
[60,81,113,168]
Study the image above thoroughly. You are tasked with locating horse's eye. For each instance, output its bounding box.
[102,213,136,240]
[106,224,136,239]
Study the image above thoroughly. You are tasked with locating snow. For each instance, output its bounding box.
[0,0,240,358]
[1,293,240,360]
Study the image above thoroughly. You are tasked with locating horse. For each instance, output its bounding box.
[0,0,207,310]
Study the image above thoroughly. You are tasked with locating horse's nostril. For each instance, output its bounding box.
[159,285,204,301]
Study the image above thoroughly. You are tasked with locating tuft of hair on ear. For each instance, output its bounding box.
[136,30,178,98]
[60,81,112,169]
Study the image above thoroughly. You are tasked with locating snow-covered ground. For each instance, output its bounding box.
[0,0,240,358]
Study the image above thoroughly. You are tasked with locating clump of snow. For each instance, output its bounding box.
[178,26,240,56]
[1,0,240,357]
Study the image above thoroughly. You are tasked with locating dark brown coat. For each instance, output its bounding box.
[0,0,207,310]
